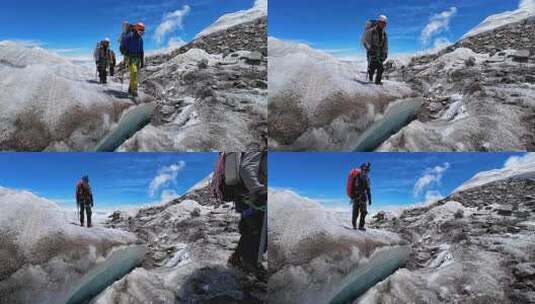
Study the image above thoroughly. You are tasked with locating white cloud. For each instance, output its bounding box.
[424,190,444,202]
[50,48,84,54]
[159,189,180,203]
[149,161,186,197]
[167,37,186,49]
[254,0,267,10]
[155,5,191,45]
[413,162,451,197]
[504,153,535,169]
[519,0,535,10]
[431,37,452,50]
[0,39,43,48]
[420,7,457,45]
[455,153,535,192]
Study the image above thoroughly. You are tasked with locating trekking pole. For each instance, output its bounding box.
[258,210,267,263]
[121,59,126,91]
[75,206,78,224]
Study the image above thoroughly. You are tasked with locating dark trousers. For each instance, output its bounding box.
[352,198,368,229]
[97,64,107,83]
[367,51,384,84]
[109,64,115,76]
[237,210,264,267]
[79,204,92,227]
[369,60,384,84]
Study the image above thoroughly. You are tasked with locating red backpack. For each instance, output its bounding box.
[210,153,246,206]
[346,168,361,198]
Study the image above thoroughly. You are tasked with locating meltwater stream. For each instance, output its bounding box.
[95,103,155,152]
[329,245,410,304]
[353,98,423,152]
[65,245,147,304]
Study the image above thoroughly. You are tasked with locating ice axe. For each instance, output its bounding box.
[75,201,80,224]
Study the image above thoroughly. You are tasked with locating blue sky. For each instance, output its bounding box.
[0,153,217,209]
[0,0,256,60]
[269,152,527,211]
[269,0,522,59]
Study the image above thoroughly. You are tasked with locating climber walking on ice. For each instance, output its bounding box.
[120,22,145,97]
[347,162,372,231]
[362,15,389,85]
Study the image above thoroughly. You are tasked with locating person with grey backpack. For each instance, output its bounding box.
[93,38,113,84]
[211,152,267,276]
[362,15,389,85]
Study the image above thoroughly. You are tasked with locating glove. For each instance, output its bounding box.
[242,207,254,218]
[256,188,267,204]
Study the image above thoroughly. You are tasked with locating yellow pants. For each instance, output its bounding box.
[127,57,140,94]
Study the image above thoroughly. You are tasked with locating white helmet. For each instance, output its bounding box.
[104,37,111,43]
[378,15,388,23]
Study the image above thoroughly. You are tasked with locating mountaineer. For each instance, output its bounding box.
[120,22,145,97]
[94,38,113,84]
[346,162,372,230]
[211,152,267,276]
[76,175,94,228]
[362,15,389,85]
[109,49,117,76]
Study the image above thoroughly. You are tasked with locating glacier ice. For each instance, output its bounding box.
[268,190,409,304]
[0,186,143,304]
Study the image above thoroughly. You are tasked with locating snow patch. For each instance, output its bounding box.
[195,0,267,38]
[455,153,535,192]
[462,3,535,39]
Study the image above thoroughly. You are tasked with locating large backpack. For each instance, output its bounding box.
[346,168,361,199]
[93,42,101,62]
[362,20,378,48]
[119,22,133,55]
[76,181,92,205]
[211,153,248,210]
[365,20,378,31]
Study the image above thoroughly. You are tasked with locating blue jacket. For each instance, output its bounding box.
[122,31,144,57]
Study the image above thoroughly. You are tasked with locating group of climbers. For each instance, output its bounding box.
[362,14,389,85]
[92,21,145,97]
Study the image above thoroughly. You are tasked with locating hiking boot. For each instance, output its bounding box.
[88,223,93,228]
[228,251,240,267]
[80,222,84,227]
[239,261,263,275]
[353,226,357,230]
[358,227,366,231]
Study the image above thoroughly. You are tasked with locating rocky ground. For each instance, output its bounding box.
[362,178,535,303]
[381,17,535,151]
[97,183,267,303]
[118,17,267,151]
